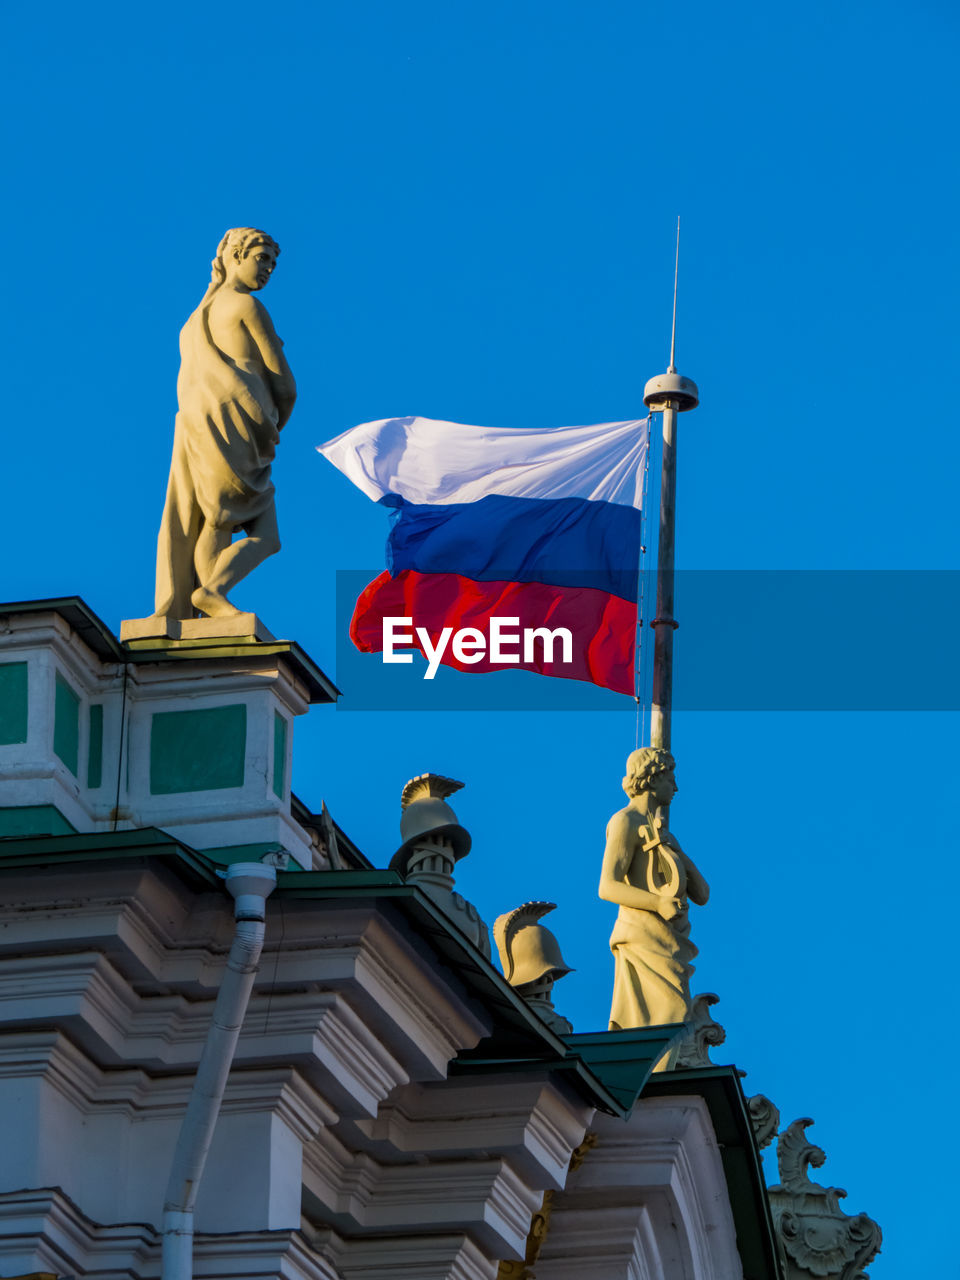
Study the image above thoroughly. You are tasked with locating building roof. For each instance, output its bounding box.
[0,823,783,1276]
[0,828,674,1117]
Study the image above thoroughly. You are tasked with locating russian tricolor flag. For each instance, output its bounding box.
[319,415,649,694]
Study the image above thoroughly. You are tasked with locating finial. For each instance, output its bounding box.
[390,772,489,959]
[643,217,699,412]
[668,216,680,373]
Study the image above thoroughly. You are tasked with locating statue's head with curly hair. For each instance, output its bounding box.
[208,227,281,292]
[622,747,676,799]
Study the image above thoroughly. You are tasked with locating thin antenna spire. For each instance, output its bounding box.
[643,217,698,756]
[668,216,680,373]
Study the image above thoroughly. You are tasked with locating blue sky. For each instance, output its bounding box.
[4,1,958,1271]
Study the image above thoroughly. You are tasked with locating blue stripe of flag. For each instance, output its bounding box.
[382,493,643,602]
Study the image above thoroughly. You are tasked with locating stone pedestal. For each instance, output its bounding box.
[0,601,335,867]
[120,613,276,644]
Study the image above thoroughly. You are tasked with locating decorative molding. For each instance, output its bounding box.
[534,1099,743,1280]
[0,1187,155,1280]
[0,1185,344,1280]
[768,1117,882,1279]
[335,1231,490,1280]
[310,1149,538,1256]
[0,885,491,1085]
[746,1093,780,1151]
[0,954,410,1114]
[675,991,726,1068]
[357,1076,592,1187]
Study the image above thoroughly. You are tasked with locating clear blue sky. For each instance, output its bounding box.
[4,2,958,1271]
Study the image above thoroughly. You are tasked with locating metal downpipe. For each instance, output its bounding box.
[160,862,277,1280]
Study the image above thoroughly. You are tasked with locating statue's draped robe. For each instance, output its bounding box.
[155,293,280,617]
[608,838,697,1032]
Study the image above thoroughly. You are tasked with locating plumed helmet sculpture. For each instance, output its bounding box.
[390,773,472,873]
[493,901,574,988]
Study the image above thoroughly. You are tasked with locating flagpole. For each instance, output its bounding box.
[644,219,698,754]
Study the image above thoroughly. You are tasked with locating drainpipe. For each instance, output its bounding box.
[161,861,277,1280]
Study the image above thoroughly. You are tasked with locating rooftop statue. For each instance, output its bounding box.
[390,774,491,958]
[493,900,574,1035]
[154,227,297,620]
[598,748,709,1066]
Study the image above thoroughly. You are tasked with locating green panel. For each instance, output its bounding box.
[87,704,104,789]
[0,662,29,745]
[272,712,287,799]
[54,672,80,776]
[561,1027,686,1110]
[0,804,77,837]
[150,704,246,795]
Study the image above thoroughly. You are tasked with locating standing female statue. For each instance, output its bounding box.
[154,227,297,619]
[598,748,710,1058]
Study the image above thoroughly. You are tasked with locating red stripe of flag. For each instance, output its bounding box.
[350,570,636,695]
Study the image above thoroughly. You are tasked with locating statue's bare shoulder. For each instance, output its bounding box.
[208,287,270,336]
[208,289,287,379]
[211,288,266,322]
[605,804,641,842]
[602,804,643,883]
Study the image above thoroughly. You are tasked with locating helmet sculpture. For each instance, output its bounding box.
[493,901,573,989]
[390,773,472,874]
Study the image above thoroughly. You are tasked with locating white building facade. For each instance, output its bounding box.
[0,599,782,1280]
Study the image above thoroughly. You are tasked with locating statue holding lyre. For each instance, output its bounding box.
[598,748,710,1061]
